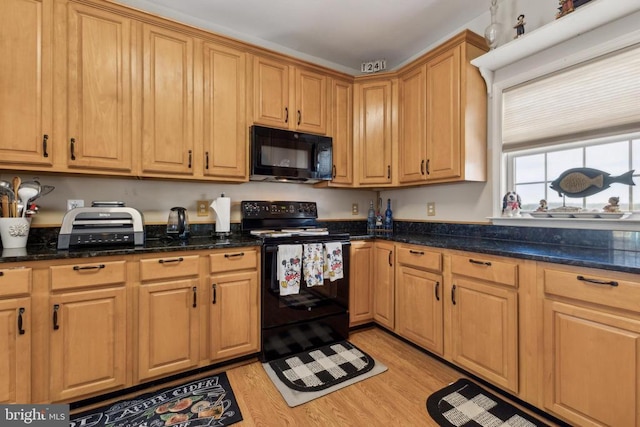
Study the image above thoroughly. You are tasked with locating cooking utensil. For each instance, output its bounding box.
[0,181,15,202]
[1,194,8,218]
[17,186,39,217]
[12,176,21,193]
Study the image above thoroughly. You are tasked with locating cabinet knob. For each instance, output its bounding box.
[212,283,217,304]
[53,304,60,330]
[70,138,76,161]
[192,286,197,308]
[284,107,289,123]
[451,284,457,305]
[18,307,26,335]
[43,134,49,158]
[435,282,440,301]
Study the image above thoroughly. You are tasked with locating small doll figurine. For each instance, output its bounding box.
[514,14,526,38]
[536,199,548,212]
[603,197,620,212]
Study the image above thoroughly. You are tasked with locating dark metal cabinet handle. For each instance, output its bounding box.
[284,107,289,123]
[70,138,76,160]
[188,150,192,168]
[53,304,60,330]
[73,264,105,271]
[212,284,217,304]
[426,159,430,175]
[0,271,4,277]
[388,251,393,267]
[224,252,245,258]
[451,285,457,305]
[159,257,184,264]
[409,250,424,255]
[469,259,492,266]
[205,151,210,170]
[332,165,337,179]
[192,286,197,308]
[420,159,425,175]
[387,165,391,179]
[43,134,49,158]
[435,282,440,301]
[577,275,619,287]
[297,110,301,125]
[18,308,26,335]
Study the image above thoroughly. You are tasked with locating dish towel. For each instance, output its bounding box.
[324,242,344,282]
[303,243,324,287]
[278,244,302,295]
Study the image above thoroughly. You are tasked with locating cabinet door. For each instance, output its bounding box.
[203,42,247,180]
[138,279,199,380]
[0,0,53,167]
[65,3,133,172]
[142,24,194,175]
[426,45,461,180]
[253,56,290,128]
[50,287,126,401]
[209,271,259,361]
[349,241,373,326]
[396,266,443,355]
[449,277,518,393]
[355,80,393,185]
[295,68,327,134]
[398,65,427,184]
[0,298,30,404]
[544,300,640,427]
[373,242,394,329]
[330,79,353,185]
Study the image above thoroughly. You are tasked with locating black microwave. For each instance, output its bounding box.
[250,125,333,183]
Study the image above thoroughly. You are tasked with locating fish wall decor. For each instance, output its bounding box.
[550,168,635,198]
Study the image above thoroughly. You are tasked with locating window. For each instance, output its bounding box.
[506,135,640,212]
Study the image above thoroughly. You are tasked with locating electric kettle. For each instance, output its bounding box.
[167,207,189,239]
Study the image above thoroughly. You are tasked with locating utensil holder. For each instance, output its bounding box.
[0,217,31,249]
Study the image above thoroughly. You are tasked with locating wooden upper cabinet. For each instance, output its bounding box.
[354,79,394,186]
[0,0,53,167]
[253,55,328,134]
[202,42,248,180]
[398,65,427,183]
[141,24,194,176]
[64,3,134,172]
[329,78,353,185]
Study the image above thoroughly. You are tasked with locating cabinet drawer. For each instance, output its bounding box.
[543,267,640,313]
[0,267,31,297]
[396,245,442,272]
[139,255,199,281]
[210,248,258,274]
[451,254,518,287]
[51,261,126,290]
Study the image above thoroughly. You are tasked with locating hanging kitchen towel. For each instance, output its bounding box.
[324,242,344,282]
[303,243,324,287]
[278,244,302,296]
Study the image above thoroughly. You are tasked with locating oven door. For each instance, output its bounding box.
[262,241,350,329]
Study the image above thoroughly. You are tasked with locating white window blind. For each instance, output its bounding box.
[502,44,640,151]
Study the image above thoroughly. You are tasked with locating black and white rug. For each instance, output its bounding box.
[70,372,242,427]
[263,340,388,407]
[426,379,548,427]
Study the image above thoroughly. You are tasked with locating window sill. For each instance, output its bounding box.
[490,215,640,231]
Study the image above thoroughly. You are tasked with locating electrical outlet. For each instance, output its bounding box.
[197,200,210,217]
[67,199,84,211]
[427,202,436,216]
[352,203,359,215]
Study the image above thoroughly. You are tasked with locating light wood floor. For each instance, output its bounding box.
[226,327,533,427]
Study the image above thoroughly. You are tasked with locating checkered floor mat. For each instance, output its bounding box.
[426,379,549,427]
[268,340,375,392]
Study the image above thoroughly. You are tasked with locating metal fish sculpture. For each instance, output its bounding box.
[550,168,635,198]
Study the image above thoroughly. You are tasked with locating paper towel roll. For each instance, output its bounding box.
[210,194,230,233]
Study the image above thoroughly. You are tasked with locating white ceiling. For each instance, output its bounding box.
[113,0,489,74]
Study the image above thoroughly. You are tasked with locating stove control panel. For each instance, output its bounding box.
[241,201,317,219]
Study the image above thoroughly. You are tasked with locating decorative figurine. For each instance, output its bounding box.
[536,199,548,212]
[502,191,522,217]
[550,168,635,198]
[603,197,621,212]
[556,0,575,19]
[513,14,526,39]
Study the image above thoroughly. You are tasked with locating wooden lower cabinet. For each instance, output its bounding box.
[349,241,374,326]
[395,245,443,355]
[542,264,640,427]
[448,253,519,393]
[208,248,260,362]
[137,255,200,381]
[373,241,395,328]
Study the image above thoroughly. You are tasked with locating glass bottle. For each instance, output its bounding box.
[384,199,393,236]
[367,201,376,235]
[484,0,501,50]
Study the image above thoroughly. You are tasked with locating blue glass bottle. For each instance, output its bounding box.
[384,199,393,236]
[367,201,376,235]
